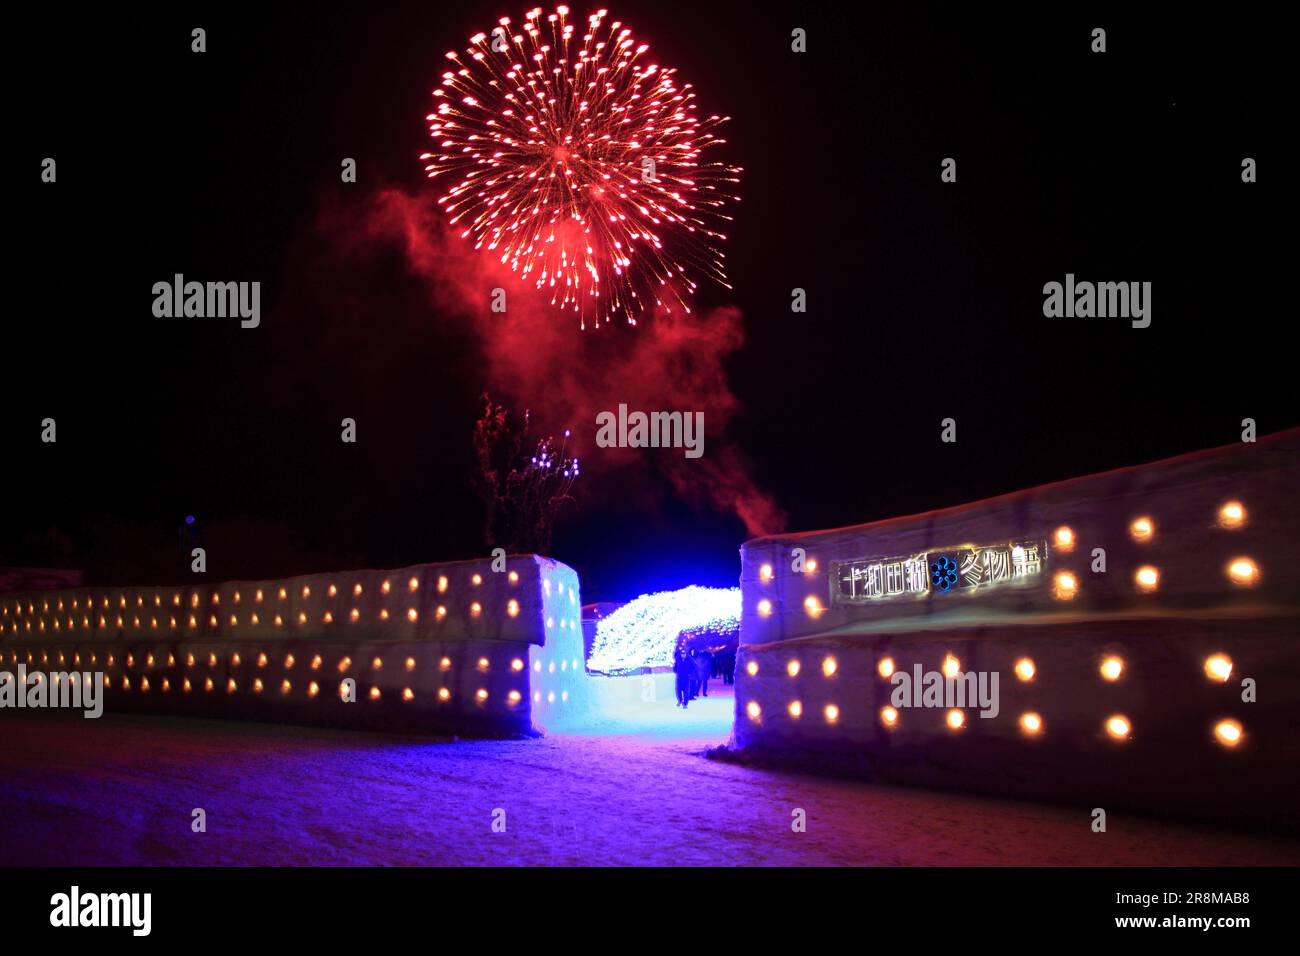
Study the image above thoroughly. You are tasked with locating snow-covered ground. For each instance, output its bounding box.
[2,682,1297,866]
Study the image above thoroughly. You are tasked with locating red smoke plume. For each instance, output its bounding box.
[331,187,784,537]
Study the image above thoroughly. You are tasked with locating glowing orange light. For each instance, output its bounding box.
[372,656,383,670]
[804,558,818,573]
[471,574,483,586]
[1217,501,1246,529]
[402,687,415,701]
[476,688,488,702]
[470,602,482,617]
[1100,656,1124,681]
[1014,657,1036,682]
[438,576,449,593]
[1213,719,1243,747]
[804,596,823,618]
[1106,715,1131,739]
[746,701,761,720]
[409,577,420,592]
[477,657,490,671]
[308,681,319,698]
[1054,526,1075,550]
[407,608,419,622]
[787,700,802,718]
[759,563,773,582]
[281,680,292,694]
[511,658,525,672]
[757,598,772,617]
[1227,557,1258,586]
[338,657,352,673]
[786,659,800,677]
[252,679,264,694]
[406,657,417,672]
[1135,565,1160,592]
[369,687,381,701]
[880,706,899,728]
[945,709,965,730]
[942,654,961,679]
[1130,517,1154,541]
[877,657,895,679]
[1019,712,1043,735]
[822,655,837,677]
[1204,654,1233,682]
[507,599,520,618]
[1052,572,1078,600]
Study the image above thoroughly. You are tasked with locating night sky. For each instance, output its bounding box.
[6,4,1288,601]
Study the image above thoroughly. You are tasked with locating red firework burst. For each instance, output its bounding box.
[421,6,740,328]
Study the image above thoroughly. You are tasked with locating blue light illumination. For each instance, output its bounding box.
[587,586,741,673]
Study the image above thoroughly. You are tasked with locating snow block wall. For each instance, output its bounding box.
[734,430,1300,829]
[0,555,589,737]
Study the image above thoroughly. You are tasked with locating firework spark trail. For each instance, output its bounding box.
[421,6,741,328]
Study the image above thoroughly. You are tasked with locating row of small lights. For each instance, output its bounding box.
[1,569,580,622]
[6,647,582,675]
[753,502,1260,618]
[3,603,518,635]
[5,597,581,638]
[742,650,1245,748]
[20,654,577,707]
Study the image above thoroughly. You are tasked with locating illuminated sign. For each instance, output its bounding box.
[831,541,1048,605]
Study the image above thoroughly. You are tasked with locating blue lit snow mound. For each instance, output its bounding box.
[586,586,741,674]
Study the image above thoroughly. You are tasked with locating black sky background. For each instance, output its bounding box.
[5,3,1289,601]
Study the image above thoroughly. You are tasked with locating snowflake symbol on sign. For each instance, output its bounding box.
[930,556,959,592]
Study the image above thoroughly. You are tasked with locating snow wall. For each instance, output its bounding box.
[733,429,1300,830]
[0,554,591,737]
